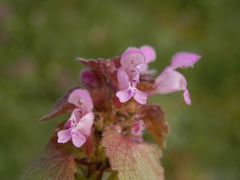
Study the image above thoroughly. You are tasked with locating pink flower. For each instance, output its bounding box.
[155,52,201,105]
[68,89,93,115]
[116,46,156,104]
[116,68,148,104]
[131,120,145,136]
[57,109,94,148]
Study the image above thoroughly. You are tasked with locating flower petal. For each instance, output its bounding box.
[120,48,145,68]
[171,52,201,69]
[155,68,187,94]
[57,129,72,144]
[137,64,148,74]
[68,89,93,114]
[76,112,94,136]
[183,89,191,105]
[117,68,130,90]
[69,108,82,124]
[140,45,156,63]
[71,131,86,148]
[128,68,140,86]
[133,88,148,104]
[116,87,133,103]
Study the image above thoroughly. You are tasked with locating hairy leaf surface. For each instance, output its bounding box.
[21,136,77,180]
[102,125,164,180]
[139,105,169,148]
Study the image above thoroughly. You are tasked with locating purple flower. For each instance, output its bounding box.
[57,109,94,148]
[116,46,157,104]
[155,52,201,105]
[68,89,93,115]
[116,67,148,104]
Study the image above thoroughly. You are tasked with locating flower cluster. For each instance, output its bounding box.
[38,45,201,179]
[55,46,200,148]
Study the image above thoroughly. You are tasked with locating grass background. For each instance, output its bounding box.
[0,0,240,179]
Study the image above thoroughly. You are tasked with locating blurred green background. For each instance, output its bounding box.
[0,0,240,179]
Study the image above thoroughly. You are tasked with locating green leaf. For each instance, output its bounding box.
[102,125,164,180]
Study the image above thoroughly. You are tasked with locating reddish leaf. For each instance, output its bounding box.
[102,125,164,180]
[139,105,169,148]
[90,87,112,112]
[80,69,102,88]
[77,57,120,98]
[40,87,79,121]
[76,57,119,79]
[21,133,77,180]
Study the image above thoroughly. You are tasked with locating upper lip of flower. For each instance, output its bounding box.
[120,48,145,68]
[68,89,94,114]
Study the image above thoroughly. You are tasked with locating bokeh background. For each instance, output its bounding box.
[0,0,240,179]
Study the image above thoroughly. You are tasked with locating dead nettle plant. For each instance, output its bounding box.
[23,45,201,180]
